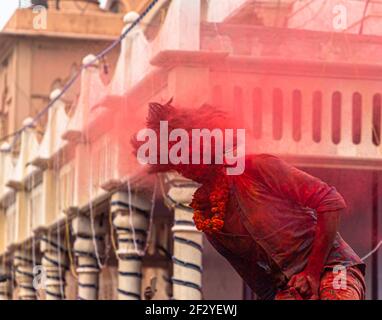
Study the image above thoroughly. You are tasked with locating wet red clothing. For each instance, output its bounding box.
[206,154,365,300]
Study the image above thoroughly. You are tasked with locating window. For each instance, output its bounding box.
[332,92,342,144]
[89,135,115,195]
[59,164,74,213]
[312,91,322,143]
[292,90,302,141]
[27,183,43,236]
[272,88,283,140]
[252,88,262,139]
[372,94,381,146]
[352,93,362,144]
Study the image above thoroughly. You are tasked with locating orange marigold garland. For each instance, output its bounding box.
[190,175,229,234]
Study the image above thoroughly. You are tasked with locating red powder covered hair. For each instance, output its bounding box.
[132,99,237,182]
[132,100,238,233]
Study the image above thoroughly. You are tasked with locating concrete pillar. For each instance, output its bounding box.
[40,232,68,300]
[14,250,36,300]
[165,173,203,300]
[111,191,150,300]
[72,214,105,300]
[0,263,12,300]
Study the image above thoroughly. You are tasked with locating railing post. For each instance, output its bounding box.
[14,249,36,300]
[40,232,67,300]
[72,214,105,300]
[111,191,150,300]
[0,261,12,300]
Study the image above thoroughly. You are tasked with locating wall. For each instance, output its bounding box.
[30,37,119,130]
[0,36,119,141]
[202,236,244,300]
[0,44,16,137]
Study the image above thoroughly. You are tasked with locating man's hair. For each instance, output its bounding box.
[131,99,237,173]
[146,99,229,132]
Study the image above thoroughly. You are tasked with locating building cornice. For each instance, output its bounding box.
[1,8,124,40]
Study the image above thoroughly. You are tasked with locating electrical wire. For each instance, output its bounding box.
[359,0,371,35]
[361,241,382,261]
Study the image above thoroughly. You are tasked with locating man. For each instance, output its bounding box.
[133,101,366,300]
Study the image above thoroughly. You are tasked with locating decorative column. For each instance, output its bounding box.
[111,191,150,300]
[165,173,202,300]
[14,249,36,300]
[0,262,12,300]
[154,0,201,52]
[40,232,68,300]
[72,214,105,300]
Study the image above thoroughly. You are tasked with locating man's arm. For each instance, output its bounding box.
[253,155,346,299]
[288,210,341,299]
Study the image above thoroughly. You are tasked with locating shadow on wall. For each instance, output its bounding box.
[202,235,244,300]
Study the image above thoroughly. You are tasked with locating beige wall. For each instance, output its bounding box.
[13,40,32,136]
[0,44,17,137]
[0,36,119,139]
[29,37,119,129]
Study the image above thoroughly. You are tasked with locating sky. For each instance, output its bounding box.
[0,0,22,30]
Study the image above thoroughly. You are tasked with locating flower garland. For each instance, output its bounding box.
[190,174,230,234]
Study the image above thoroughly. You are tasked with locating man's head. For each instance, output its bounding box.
[132,100,245,182]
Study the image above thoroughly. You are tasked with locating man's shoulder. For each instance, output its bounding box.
[244,153,281,171]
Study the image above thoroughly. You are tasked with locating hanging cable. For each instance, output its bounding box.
[361,240,382,261]
[143,177,157,254]
[359,0,371,35]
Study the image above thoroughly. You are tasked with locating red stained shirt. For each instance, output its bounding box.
[206,154,365,300]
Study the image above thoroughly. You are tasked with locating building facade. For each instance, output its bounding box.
[0,0,381,300]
